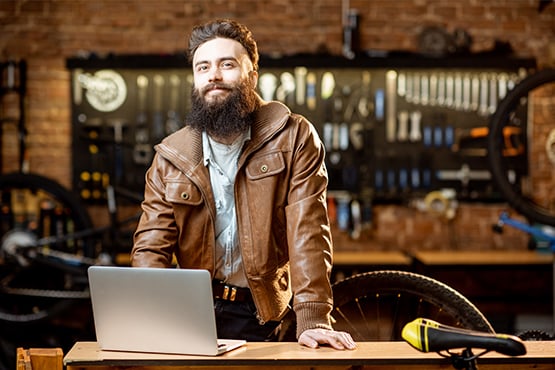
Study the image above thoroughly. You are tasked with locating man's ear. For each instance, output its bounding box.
[249,70,259,89]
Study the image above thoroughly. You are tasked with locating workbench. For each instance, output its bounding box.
[63,341,555,369]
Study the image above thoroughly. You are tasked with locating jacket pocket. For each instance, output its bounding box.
[165,181,203,205]
[245,151,285,180]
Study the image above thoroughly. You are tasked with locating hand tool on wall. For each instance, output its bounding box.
[451,126,524,157]
[411,72,421,105]
[497,72,508,100]
[420,73,429,106]
[444,125,454,148]
[323,122,333,149]
[397,110,409,142]
[429,73,438,106]
[151,74,165,143]
[488,74,498,115]
[409,110,422,142]
[385,70,397,142]
[436,73,445,106]
[306,72,317,110]
[276,72,295,104]
[357,71,371,118]
[423,125,432,147]
[258,72,278,101]
[165,74,181,135]
[339,122,349,151]
[397,72,406,98]
[471,75,480,112]
[454,73,462,110]
[462,74,471,111]
[436,163,491,188]
[106,118,127,186]
[405,72,413,103]
[445,74,454,108]
[478,73,489,116]
[411,166,420,189]
[433,125,443,147]
[349,122,365,151]
[374,88,384,121]
[321,71,336,100]
[133,75,152,165]
[294,67,307,106]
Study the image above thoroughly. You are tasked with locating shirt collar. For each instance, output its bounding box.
[202,128,251,167]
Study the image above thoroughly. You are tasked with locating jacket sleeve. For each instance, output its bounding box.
[285,115,334,337]
[131,153,178,268]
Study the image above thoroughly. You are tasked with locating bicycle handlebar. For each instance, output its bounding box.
[402,318,526,357]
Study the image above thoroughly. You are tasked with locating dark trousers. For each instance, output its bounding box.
[214,299,281,341]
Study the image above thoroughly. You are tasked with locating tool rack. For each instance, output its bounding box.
[66,53,536,206]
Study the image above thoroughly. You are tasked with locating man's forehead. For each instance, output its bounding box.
[193,37,251,64]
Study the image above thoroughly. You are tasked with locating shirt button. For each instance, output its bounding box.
[180,192,190,200]
[260,164,268,173]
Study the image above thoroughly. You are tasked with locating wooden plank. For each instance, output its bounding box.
[17,348,63,370]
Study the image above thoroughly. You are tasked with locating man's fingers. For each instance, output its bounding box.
[298,329,357,350]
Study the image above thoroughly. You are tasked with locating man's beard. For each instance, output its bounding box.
[185,79,260,140]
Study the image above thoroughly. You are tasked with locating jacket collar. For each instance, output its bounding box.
[156,98,291,172]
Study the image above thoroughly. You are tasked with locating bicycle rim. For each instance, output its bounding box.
[331,270,494,341]
[488,69,555,226]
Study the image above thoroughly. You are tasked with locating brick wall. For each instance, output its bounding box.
[0,0,553,251]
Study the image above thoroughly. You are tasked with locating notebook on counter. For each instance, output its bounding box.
[87,265,246,356]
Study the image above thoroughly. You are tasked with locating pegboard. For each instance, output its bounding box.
[66,54,535,204]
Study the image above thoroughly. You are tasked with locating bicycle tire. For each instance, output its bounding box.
[331,270,494,341]
[0,172,93,324]
[488,68,555,226]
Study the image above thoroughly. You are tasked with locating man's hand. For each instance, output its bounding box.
[298,328,357,350]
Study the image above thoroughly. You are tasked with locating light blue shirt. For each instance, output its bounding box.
[202,129,250,287]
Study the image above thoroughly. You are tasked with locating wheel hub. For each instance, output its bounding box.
[1,229,38,267]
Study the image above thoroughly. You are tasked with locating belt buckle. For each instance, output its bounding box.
[222,285,237,301]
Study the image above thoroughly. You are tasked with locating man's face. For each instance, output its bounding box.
[192,37,258,105]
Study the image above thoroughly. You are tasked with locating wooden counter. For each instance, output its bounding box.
[333,250,412,267]
[64,341,555,369]
[412,250,553,266]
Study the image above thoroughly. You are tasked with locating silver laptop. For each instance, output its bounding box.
[87,265,246,356]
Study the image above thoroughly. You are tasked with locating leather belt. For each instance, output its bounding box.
[212,280,252,302]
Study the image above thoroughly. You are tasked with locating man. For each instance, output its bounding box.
[131,19,356,350]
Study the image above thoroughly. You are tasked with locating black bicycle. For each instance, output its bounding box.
[487,68,555,339]
[0,110,143,325]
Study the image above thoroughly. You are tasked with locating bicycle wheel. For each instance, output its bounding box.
[331,270,494,341]
[0,172,94,324]
[488,68,555,226]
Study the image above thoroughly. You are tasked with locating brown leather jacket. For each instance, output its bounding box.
[131,100,333,337]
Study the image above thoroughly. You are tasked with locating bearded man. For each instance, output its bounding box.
[131,19,355,350]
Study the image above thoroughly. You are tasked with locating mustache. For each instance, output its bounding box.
[200,83,234,95]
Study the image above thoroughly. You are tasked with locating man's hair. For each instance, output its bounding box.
[188,19,259,71]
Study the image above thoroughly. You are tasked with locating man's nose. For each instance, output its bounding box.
[208,66,222,81]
